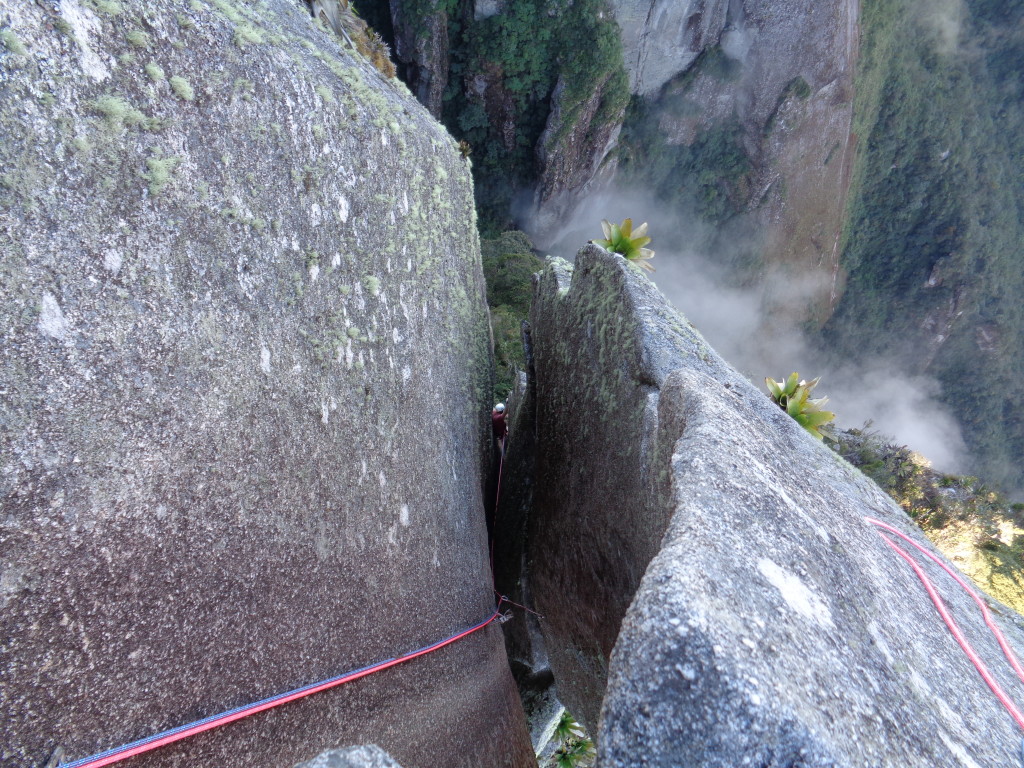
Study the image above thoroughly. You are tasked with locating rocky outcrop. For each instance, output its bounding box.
[0,2,533,767]
[389,0,449,117]
[519,245,1024,765]
[296,745,404,768]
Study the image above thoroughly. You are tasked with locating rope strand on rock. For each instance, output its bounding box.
[58,413,529,768]
[867,516,1024,685]
[58,602,507,768]
[867,517,1024,731]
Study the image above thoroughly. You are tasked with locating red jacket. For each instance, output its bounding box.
[491,409,507,439]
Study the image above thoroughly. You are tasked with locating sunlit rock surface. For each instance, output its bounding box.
[295,745,403,768]
[522,245,1024,767]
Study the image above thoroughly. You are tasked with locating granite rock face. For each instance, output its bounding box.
[613,0,858,314]
[660,0,859,293]
[295,745,404,768]
[389,0,449,118]
[611,0,729,96]
[0,2,532,767]
[527,0,857,275]
[524,245,1024,766]
[530,74,626,250]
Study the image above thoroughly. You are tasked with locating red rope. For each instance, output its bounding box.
[62,601,505,768]
[867,517,1024,730]
[490,433,506,577]
[867,517,1024,685]
[62,417,521,768]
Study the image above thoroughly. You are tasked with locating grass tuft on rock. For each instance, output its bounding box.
[170,76,195,102]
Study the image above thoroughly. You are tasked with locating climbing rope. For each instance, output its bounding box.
[57,603,506,768]
[490,431,506,577]
[56,408,530,768]
[487,422,542,622]
[867,516,1024,732]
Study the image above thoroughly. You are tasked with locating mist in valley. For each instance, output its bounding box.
[540,189,969,473]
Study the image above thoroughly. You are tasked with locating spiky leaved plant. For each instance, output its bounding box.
[765,372,836,440]
[553,710,584,742]
[550,711,595,768]
[553,738,595,768]
[591,218,655,271]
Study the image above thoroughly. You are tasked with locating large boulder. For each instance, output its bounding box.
[523,245,1024,766]
[0,2,533,767]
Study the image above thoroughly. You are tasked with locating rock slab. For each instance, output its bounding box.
[525,245,1024,766]
[0,2,532,767]
[295,745,403,768]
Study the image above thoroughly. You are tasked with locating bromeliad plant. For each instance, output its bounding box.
[765,372,836,440]
[591,218,655,271]
[550,710,595,768]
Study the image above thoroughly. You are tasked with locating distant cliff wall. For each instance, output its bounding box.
[613,0,859,315]
[388,0,450,117]
[0,2,533,766]
[380,0,858,269]
[611,0,729,96]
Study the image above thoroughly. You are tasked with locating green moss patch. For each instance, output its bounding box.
[1,28,27,56]
[145,62,166,82]
[170,76,195,101]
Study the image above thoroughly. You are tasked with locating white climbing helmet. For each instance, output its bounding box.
[495,403,506,413]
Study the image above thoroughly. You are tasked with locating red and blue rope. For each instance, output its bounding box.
[60,599,505,768]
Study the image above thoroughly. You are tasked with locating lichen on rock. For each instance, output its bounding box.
[0,1,529,766]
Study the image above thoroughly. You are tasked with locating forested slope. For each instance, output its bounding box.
[822,0,1024,490]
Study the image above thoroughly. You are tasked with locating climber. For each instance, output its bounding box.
[491,403,508,450]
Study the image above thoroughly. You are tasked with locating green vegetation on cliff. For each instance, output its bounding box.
[615,47,754,227]
[441,0,628,232]
[617,107,751,226]
[823,0,1024,490]
[481,230,542,399]
[839,427,1024,615]
[354,0,628,233]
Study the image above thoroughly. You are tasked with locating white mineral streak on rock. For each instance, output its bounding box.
[61,0,110,82]
[38,292,69,340]
[103,249,122,274]
[260,346,271,373]
[611,0,726,95]
[338,194,349,223]
[939,731,984,768]
[400,504,410,526]
[757,558,834,628]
